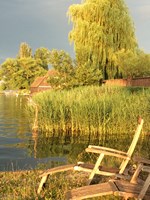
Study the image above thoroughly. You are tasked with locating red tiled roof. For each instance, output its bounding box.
[30,76,46,87]
[30,70,58,88]
[40,77,51,86]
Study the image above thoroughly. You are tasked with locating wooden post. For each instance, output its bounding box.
[32,103,39,133]
[28,97,39,133]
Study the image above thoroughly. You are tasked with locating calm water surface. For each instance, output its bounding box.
[0,94,68,171]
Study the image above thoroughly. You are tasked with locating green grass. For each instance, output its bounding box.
[0,170,123,200]
[28,85,150,137]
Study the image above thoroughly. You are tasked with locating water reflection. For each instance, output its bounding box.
[0,95,88,171]
[0,94,149,171]
[0,94,31,171]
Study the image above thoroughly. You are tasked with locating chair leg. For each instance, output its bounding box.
[87,153,104,185]
[130,163,143,184]
[37,175,48,194]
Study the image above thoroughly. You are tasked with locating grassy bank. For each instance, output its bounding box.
[0,170,121,200]
[29,85,150,137]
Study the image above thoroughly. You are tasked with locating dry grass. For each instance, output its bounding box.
[0,170,121,200]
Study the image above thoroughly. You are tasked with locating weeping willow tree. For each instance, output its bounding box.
[68,0,138,79]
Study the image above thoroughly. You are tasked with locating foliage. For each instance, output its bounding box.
[48,49,102,88]
[16,57,47,89]
[74,62,102,86]
[0,42,49,90]
[34,47,51,70]
[0,58,18,89]
[48,49,75,89]
[17,42,32,58]
[0,57,46,89]
[67,0,137,79]
[49,49,74,73]
[116,49,150,78]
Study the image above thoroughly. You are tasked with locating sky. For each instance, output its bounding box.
[0,0,150,63]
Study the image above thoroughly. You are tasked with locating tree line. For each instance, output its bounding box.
[0,0,150,90]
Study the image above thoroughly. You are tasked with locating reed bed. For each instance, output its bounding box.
[28,86,150,138]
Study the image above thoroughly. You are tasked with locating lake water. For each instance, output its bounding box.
[0,94,93,172]
[0,94,69,171]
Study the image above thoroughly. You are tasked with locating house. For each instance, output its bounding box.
[30,70,57,94]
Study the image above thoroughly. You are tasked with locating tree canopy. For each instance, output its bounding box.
[48,49,75,89]
[116,49,150,78]
[34,47,51,70]
[0,57,46,90]
[68,0,137,79]
[48,49,102,89]
[0,43,47,90]
[18,42,32,58]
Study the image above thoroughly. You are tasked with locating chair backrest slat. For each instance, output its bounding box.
[119,118,144,173]
[127,118,144,156]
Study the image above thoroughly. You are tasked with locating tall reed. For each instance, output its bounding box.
[28,86,150,138]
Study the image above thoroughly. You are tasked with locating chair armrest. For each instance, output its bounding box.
[142,166,150,173]
[133,156,150,165]
[87,145,127,156]
[85,147,130,159]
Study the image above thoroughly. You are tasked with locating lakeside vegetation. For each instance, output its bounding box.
[30,85,150,137]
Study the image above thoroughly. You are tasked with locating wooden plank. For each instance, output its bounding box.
[66,179,150,200]
[86,148,130,159]
[127,119,144,156]
[114,180,150,199]
[66,182,116,200]
[142,166,150,173]
[114,191,138,199]
[74,163,119,176]
[39,164,75,177]
[133,156,150,165]
[75,163,95,170]
[138,174,150,199]
[88,145,128,155]
[75,163,119,173]
[130,163,143,183]
[114,179,150,197]
[37,175,48,194]
[114,180,142,193]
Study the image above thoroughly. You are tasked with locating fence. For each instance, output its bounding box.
[103,77,150,87]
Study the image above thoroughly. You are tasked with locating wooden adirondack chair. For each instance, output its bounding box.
[66,157,150,200]
[74,117,144,184]
[37,118,144,194]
